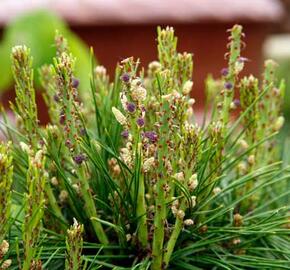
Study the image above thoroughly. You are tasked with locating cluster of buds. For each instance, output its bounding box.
[188,174,198,192]
[11,45,39,146]
[0,240,11,269]
[171,198,180,217]
[233,213,243,227]
[143,157,155,173]
[240,75,259,148]
[0,240,9,259]
[65,219,84,270]
[108,158,121,176]
[218,25,244,127]
[95,65,107,81]
[54,52,82,152]
[22,149,47,270]
[120,142,134,169]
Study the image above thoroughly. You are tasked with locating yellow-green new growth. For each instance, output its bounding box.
[22,149,47,270]
[65,219,84,270]
[11,45,39,146]
[0,143,13,243]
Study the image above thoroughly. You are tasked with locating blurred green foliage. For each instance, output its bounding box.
[277,60,290,118]
[0,10,91,94]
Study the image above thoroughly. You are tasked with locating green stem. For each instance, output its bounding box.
[151,177,166,270]
[163,216,183,267]
[163,200,186,267]
[152,100,170,269]
[136,174,148,247]
[79,167,108,245]
[45,183,67,231]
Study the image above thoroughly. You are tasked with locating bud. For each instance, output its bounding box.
[1,259,12,269]
[237,162,247,174]
[191,196,196,208]
[230,101,237,110]
[131,86,147,101]
[247,154,255,166]
[188,98,195,106]
[112,107,127,126]
[0,240,9,256]
[126,234,132,242]
[51,177,59,186]
[173,172,184,182]
[143,157,155,172]
[232,238,241,245]
[148,61,161,73]
[113,165,121,176]
[176,209,185,220]
[59,190,69,203]
[273,116,284,131]
[182,80,193,95]
[19,142,30,154]
[234,61,244,74]
[224,82,233,90]
[184,219,194,226]
[213,187,222,195]
[95,65,107,77]
[238,139,249,150]
[234,213,243,227]
[136,117,145,127]
[188,174,198,191]
[220,68,229,76]
[72,184,81,194]
[120,93,128,110]
[121,73,130,83]
[34,150,44,167]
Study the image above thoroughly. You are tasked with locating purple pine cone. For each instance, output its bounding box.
[59,114,66,125]
[137,117,145,127]
[121,130,129,139]
[73,154,86,165]
[233,99,240,107]
[220,68,229,77]
[53,94,60,102]
[121,73,130,83]
[144,131,158,143]
[224,82,233,90]
[126,102,136,113]
[72,77,80,88]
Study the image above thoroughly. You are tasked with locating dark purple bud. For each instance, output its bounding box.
[141,105,146,112]
[72,77,80,88]
[39,139,45,146]
[65,139,72,148]
[59,114,66,125]
[73,154,86,165]
[233,99,240,107]
[53,94,60,102]
[137,117,145,127]
[126,102,136,113]
[121,73,130,83]
[144,131,158,143]
[121,130,129,139]
[224,82,233,90]
[220,68,229,77]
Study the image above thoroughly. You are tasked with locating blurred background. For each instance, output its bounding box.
[0,0,290,126]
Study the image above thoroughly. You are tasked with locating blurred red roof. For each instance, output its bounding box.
[0,0,284,25]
